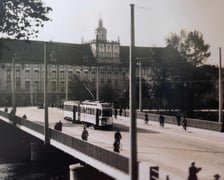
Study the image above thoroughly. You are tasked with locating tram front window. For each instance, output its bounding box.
[102,109,112,116]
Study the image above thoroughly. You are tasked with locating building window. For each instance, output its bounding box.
[52,81,57,92]
[76,71,80,77]
[16,80,21,90]
[84,71,88,80]
[60,71,65,79]
[60,82,65,92]
[52,71,56,79]
[16,69,20,79]
[25,81,30,91]
[92,71,96,81]
[25,70,30,79]
[6,81,11,91]
[6,69,11,80]
[34,70,39,79]
[34,81,39,91]
[68,71,73,80]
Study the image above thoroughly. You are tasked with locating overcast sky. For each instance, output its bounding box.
[36,0,224,65]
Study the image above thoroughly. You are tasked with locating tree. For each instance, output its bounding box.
[0,0,52,39]
[69,75,95,101]
[166,30,211,66]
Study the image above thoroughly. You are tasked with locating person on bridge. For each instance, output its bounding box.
[114,129,122,142]
[81,126,89,141]
[54,120,62,131]
[176,112,181,126]
[182,117,187,131]
[119,108,122,116]
[113,139,121,153]
[188,162,201,180]
[159,114,165,127]
[144,113,149,124]
[114,108,118,119]
[113,130,122,153]
[214,174,220,180]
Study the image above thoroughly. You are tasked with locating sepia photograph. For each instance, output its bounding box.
[0,0,224,179]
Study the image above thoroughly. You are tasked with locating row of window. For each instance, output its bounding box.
[3,63,73,70]
[99,44,119,50]
[4,69,127,80]
[81,107,97,115]
[98,52,119,58]
[5,80,66,92]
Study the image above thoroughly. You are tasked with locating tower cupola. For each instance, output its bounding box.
[95,19,107,41]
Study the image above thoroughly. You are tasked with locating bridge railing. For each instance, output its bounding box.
[136,111,221,131]
[0,110,129,174]
[50,129,129,173]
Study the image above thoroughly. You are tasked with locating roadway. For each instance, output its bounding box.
[13,107,224,180]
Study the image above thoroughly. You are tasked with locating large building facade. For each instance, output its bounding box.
[0,19,165,106]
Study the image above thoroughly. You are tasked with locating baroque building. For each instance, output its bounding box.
[0,19,166,106]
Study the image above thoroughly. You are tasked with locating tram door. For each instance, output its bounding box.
[73,106,76,121]
[96,109,100,126]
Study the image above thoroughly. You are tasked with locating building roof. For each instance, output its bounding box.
[120,46,167,65]
[0,39,95,65]
[0,39,167,66]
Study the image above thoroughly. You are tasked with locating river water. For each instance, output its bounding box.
[0,156,114,180]
[0,121,113,180]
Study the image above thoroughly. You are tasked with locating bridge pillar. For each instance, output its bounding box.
[69,164,84,180]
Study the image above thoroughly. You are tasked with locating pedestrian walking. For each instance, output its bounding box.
[114,129,122,142]
[159,114,165,127]
[81,126,89,141]
[214,174,220,180]
[182,117,187,131]
[119,108,122,116]
[176,112,181,126]
[113,139,120,153]
[22,114,27,119]
[54,120,62,131]
[188,162,201,180]
[114,108,118,119]
[113,129,122,153]
[144,113,149,124]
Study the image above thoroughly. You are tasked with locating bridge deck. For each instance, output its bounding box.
[1,107,224,180]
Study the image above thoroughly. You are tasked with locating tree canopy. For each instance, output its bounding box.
[0,0,52,39]
[166,30,211,66]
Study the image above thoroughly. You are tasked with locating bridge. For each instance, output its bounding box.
[0,107,224,180]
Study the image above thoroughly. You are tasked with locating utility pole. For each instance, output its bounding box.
[96,66,99,100]
[219,47,223,124]
[219,47,224,132]
[129,4,138,180]
[11,56,16,117]
[138,60,142,112]
[65,65,68,100]
[44,43,49,144]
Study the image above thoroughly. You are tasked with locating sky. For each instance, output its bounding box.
[35,0,224,65]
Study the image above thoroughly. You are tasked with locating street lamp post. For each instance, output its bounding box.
[137,60,142,112]
[44,43,49,145]
[96,66,99,101]
[219,47,224,132]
